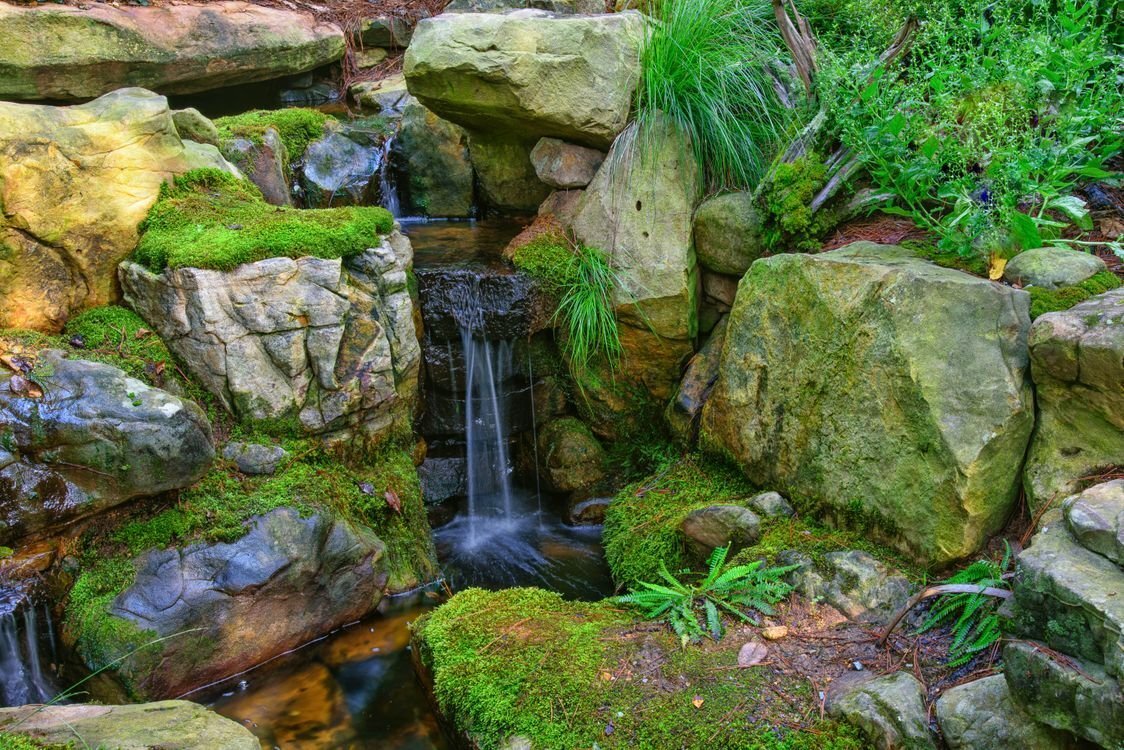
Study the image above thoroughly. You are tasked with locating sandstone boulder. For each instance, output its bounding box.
[1064,480,1124,566]
[404,10,645,149]
[0,352,214,545]
[0,1,345,101]
[120,234,420,438]
[0,88,238,331]
[693,192,766,275]
[537,417,606,493]
[1024,288,1124,511]
[468,134,551,213]
[530,138,605,189]
[0,701,259,750]
[680,505,761,561]
[701,243,1034,564]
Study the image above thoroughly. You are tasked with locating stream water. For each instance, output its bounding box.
[203,220,614,748]
[0,584,57,708]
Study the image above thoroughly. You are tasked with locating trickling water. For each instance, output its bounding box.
[379,136,401,218]
[0,586,56,707]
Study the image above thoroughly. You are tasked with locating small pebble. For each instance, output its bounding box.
[761,626,788,640]
[852,661,864,671]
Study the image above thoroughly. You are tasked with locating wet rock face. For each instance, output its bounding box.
[120,234,420,439]
[1023,288,1124,511]
[416,266,537,341]
[537,417,606,494]
[0,700,260,750]
[702,243,1034,565]
[0,352,214,545]
[300,123,389,208]
[0,2,345,101]
[393,101,475,218]
[0,88,237,331]
[106,508,388,700]
[404,10,645,149]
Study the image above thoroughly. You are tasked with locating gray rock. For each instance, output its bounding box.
[830,671,937,750]
[680,505,761,561]
[446,0,606,12]
[781,549,911,625]
[419,456,467,505]
[748,491,795,518]
[693,192,765,275]
[0,352,214,545]
[98,508,387,699]
[565,496,611,526]
[301,130,383,208]
[1064,480,1124,566]
[172,108,220,147]
[0,700,259,750]
[1024,289,1124,512]
[119,234,420,439]
[701,243,1034,565]
[530,138,605,189]
[404,10,645,149]
[351,74,413,118]
[936,674,1072,749]
[1004,640,1124,749]
[359,15,417,48]
[1004,246,1107,290]
[1008,510,1124,679]
[666,316,727,445]
[221,126,291,207]
[222,442,288,475]
[393,102,475,217]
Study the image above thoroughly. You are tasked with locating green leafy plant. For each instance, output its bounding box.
[822,0,1123,260]
[636,0,793,190]
[614,545,796,645]
[917,543,1013,666]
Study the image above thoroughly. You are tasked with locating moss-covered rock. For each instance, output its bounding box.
[693,192,766,275]
[830,672,936,750]
[537,417,606,493]
[214,108,329,166]
[1004,246,1108,291]
[413,587,865,750]
[701,243,1034,565]
[467,133,550,213]
[219,126,291,207]
[171,108,220,147]
[64,446,438,699]
[935,674,1072,750]
[132,168,392,273]
[1023,287,1124,510]
[1026,270,1121,319]
[393,102,475,218]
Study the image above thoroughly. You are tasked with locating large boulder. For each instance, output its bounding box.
[0,352,214,545]
[467,133,551,213]
[1023,288,1124,511]
[1064,479,1124,566]
[404,10,645,149]
[120,234,420,439]
[87,507,387,699]
[0,1,345,101]
[935,674,1071,749]
[0,88,237,331]
[701,243,1034,565]
[0,701,259,750]
[393,102,475,217]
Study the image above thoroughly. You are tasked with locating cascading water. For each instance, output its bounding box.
[378,136,401,218]
[0,585,57,707]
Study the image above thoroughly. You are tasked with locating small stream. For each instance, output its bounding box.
[204,220,614,749]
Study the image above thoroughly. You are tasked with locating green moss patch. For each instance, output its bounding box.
[604,454,924,589]
[134,169,394,272]
[414,587,864,750]
[1028,270,1121,318]
[213,108,329,163]
[511,233,578,293]
[0,734,73,750]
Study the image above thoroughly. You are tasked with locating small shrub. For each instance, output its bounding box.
[615,545,796,645]
[918,543,1013,666]
[134,168,394,272]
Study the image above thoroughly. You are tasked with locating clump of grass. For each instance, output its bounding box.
[512,234,623,376]
[214,108,330,163]
[636,0,792,190]
[134,168,394,272]
[1028,270,1121,318]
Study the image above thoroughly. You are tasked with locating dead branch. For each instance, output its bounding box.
[878,584,1013,646]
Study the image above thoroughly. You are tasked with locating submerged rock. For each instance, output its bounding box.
[702,243,1034,565]
[0,88,238,331]
[0,700,259,750]
[1003,246,1106,290]
[0,1,345,101]
[0,352,213,545]
[404,10,645,149]
[1023,288,1124,511]
[120,234,420,439]
[936,674,1072,749]
[830,671,936,750]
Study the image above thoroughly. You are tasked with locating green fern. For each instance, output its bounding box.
[613,545,796,646]
[918,543,1013,667]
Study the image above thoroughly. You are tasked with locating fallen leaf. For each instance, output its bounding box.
[988,255,1007,280]
[600,671,613,681]
[385,488,402,513]
[737,641,768,667]
[692,696,704,709]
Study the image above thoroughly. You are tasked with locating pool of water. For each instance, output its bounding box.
[402,218,525,268]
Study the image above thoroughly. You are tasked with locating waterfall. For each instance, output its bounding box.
[379,136,401,218]
[0,588,56,707]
